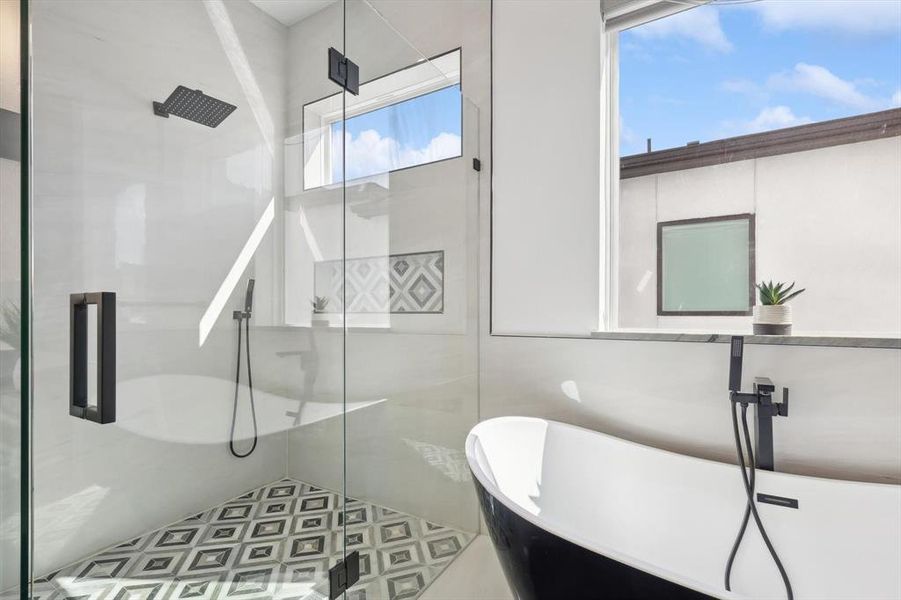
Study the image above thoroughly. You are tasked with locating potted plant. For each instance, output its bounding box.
[0,301,21,391]
[753,281,805,335]
[310,296,330,326]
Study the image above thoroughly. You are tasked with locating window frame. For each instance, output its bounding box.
[301,47,463,191]
[656,213,756,317]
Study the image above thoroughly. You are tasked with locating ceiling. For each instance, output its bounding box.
[249,0,336,26]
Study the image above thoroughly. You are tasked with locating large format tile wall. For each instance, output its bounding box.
[25,0,288,584]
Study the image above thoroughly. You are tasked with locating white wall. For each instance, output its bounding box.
[491,0,601,335]
[618,138,901,335]
[486,0,901,487]
[24,0,288,583]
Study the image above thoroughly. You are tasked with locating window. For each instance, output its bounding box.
[303,49,461,190]
[658,215,754,316]
[604,1,901,337]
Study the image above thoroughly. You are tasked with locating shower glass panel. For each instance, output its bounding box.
[1,0,24,594]
[22,1,347,598]
[336,1,484,596]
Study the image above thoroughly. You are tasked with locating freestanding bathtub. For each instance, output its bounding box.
[465,417,900,600]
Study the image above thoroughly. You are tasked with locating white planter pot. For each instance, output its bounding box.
[311,313,329,327]
[753,304,792,335]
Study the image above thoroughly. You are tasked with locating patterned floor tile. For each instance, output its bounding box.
[178,545,238,577]
[236,541,284,567]
[292,511,332,535]
[102,578,174,600]
[244,516,291,543]
[111,531,156,554]
[169,575,222,600]
[146,524,207,552]
[281,533,332,564]
[381,567,429,600]
[19,478,474,600]
[264,481,301,500]
[335,525,374,552]
[255,498,296,520]
[377,542,425,575]
[276,559,330,599]
[218,563,282,599]
[211,503,255,524]
[127,550,187,579]
[198,521,248,546]
[295,494,333,515]
[179,508,216,524]
[421,533,466,566]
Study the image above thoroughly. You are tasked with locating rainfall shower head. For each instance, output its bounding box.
[152,85,236,128]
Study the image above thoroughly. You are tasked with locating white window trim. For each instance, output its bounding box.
[599,2,698,332]
[302,49,462,191]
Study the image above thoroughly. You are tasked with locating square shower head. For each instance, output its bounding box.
[152,85,237,128]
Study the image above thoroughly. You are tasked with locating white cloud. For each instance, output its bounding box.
[750,1,901,36]
[720,78,770,101]
[893,89,901,107]
[769,63,886,111]
[631,7,733,52]
[729,106,813,134]
[336,130,461,181]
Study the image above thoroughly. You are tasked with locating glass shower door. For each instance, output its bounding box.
[21,1,347,598]
[329,1,484,597]
[1,0,25,595]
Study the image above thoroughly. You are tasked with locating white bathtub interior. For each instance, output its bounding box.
[467,417,901,600]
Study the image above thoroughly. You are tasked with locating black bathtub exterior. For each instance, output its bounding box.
[475,479,715,600]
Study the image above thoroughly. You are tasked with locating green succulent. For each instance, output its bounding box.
[0,300,21,351]
[310,296,330,313]
[756,281,805,306]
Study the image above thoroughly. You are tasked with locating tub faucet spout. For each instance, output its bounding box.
[731,376,789,471]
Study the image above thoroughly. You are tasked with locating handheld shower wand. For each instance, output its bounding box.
[229,278,258,458]
[724,336,793,599]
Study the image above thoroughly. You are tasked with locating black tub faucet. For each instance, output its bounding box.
[728,337,790,471]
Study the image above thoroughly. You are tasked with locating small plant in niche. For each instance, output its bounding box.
[311,296,330,326]
[310,296,330,313]
[753,281,805,336]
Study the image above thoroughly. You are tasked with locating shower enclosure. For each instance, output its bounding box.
[1,0,487,598]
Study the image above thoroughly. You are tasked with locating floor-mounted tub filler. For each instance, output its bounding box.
[465,416,900,600]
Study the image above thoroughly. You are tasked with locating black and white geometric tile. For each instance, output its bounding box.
[314,250,445,314]
[13,478,473,600]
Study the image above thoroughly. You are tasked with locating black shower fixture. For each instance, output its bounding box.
[153,85,236,128]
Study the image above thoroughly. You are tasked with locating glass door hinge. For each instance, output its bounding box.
[328,48,360,95]
[328,550,360,599]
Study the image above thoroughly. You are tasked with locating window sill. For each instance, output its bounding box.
[589,330,901,349]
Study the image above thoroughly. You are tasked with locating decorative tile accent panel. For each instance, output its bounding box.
[15,478,473,600]
[314,251,445,314]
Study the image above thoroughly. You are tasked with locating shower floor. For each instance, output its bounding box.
[27,478,474,600]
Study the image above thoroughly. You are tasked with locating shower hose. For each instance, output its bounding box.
[229,315,258,458]
[724,399,793,600]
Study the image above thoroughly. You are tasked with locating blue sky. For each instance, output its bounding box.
[331,85,462,182]
[619,1,901,155]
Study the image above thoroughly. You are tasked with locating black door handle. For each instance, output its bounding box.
[70,292,116,424]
